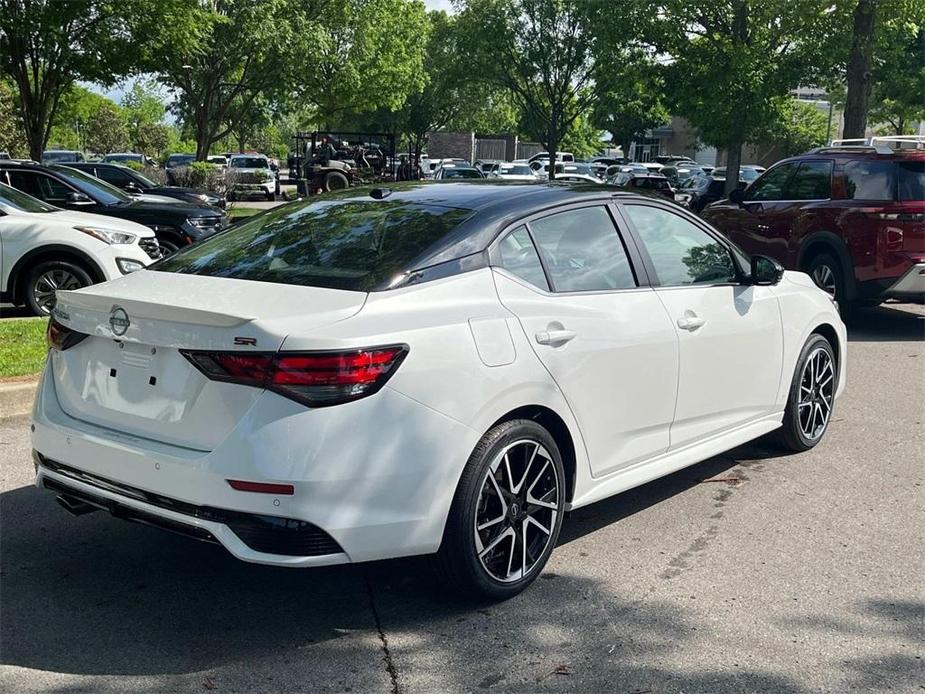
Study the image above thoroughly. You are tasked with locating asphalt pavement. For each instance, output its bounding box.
[0,304,922,693]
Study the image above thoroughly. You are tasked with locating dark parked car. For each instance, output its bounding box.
[41,150,85,164]
[66,162,225,209]
[164,153,197,185]
[608,172,675,200]
[675,175,745,213]
[660,164,707,187]
[101,152,157,167]
[702,142,925,308]
[0,161,227,253]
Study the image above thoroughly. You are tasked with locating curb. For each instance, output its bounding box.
[0,378,38,420]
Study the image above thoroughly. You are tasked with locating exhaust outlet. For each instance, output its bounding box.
[55,494,99,516]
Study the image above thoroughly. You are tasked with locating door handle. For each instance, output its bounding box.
[676,311,706,331]
[535,329,577,346]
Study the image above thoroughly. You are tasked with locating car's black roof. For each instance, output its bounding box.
[314,180,667,269]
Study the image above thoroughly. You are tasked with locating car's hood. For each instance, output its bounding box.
[133,193,181,204]
[45,209,155,236]
[118,198,219,216]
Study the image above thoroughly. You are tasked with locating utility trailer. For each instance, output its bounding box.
[289,131,397,196]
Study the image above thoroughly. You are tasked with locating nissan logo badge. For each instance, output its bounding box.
[109,306,130,336]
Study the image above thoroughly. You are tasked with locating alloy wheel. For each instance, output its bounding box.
[811,264,837,298]
[32,269,82,314]
[798,347,835,441]
[474,439,560,583]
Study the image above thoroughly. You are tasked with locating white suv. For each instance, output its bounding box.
[0,182,156,315]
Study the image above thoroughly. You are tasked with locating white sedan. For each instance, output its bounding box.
[32,182,845,599]
[0,182,156,315]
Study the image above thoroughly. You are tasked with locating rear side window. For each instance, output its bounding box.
[844,160,895,200]
[528,206,636,292]
[153,199,472,291]
[497,226,548,290]
[785,161,832,200]
[898,161,925,201]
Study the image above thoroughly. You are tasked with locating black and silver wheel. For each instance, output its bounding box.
[25,260,92,315]
[436,419,565,600]
[806,253,847,304]
[778,334,836,452]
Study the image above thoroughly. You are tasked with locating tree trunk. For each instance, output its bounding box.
[843,0,878,140]
[621,137,632,162]
[546,136,558,181]
[724,140,743,195]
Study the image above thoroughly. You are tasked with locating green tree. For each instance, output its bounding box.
[0,0,197,160]
[754,97,829,157]
[0,78,28,156]
[651,0,839,192]
[158,0,300,160]
[84,101,130,154]
[868,17,925,135]
[299,0,429,129]
[592,50,669,160]
[133,121,171,157]
[457,0,599,180]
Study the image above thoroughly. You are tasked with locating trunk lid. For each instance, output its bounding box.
[51,271,366,450]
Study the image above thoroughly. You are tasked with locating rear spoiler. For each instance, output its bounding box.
[56,290,254,328]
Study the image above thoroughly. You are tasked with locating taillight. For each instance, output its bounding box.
[46,318,88,351]
[181,345,408,407]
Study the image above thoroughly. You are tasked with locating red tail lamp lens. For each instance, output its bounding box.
[46,318,88,351]
[181,345,408,407]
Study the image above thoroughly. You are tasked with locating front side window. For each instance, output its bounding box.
[844,160,895,200]
[96,166,134,187]
[152,198,472,291]
[625,204,736,286]
[497,226,548,290]
[746,163,797,201]
[50,165,130,205]
[528,206,636,292]
[785,161,832,200]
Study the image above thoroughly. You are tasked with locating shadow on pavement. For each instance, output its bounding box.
[846,303,924,342]
[1,449,803,692]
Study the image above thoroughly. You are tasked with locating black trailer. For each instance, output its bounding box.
[290,131,397,195]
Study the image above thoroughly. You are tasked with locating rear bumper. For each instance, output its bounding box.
[883,262,925,300]
[31,368,479,567]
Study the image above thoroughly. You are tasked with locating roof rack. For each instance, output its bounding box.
[871,135,925,150]
[821,135,925,154]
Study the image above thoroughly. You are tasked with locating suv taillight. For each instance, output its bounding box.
[181,345,409,407]
[46,318,88,351]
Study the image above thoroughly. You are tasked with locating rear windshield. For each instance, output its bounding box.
[152,198,473,291]
[166,154,195,167]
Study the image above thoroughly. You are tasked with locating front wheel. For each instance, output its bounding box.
[24,260,93,315]
[777,334,837,452]
[435,419,565,600]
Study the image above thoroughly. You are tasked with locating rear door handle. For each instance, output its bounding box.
[535,329,577,345]
[677,311,706,331]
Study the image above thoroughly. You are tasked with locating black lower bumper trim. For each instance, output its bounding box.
[37,453,344,557]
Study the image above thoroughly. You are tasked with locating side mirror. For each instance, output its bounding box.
[728,187,745,205]
[750,254,784,286]
[65,191,93,205]
[124,182,140,193]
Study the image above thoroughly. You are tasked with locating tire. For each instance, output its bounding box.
[156,237,181,255]
[806,253,848,309]
[323,171,349,192]
[24,259,94,316]
[435,419,565,600]
[777,333,837,452]
[266,191,275,201]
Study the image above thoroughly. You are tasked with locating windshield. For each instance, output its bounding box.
[166,154,195,167]
[50,165,131,205]
[152,198,473,291]
[231,157,268,169]
[442,168,483,179]
[0,182,59,213]
[501,165,533,176]
[42,151,80,163]
[103,154,140,163]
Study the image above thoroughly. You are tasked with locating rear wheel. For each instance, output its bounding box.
[435,419,565,600]
[777,334,837,452]
[323,171,349,192]
[24,260,93,315]
[806,253,847,306]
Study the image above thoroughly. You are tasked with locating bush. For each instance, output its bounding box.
[123,160,145,171]
[167,161,227,193]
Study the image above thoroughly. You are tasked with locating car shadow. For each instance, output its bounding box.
[846,303,924,342]
[0,439,796,692]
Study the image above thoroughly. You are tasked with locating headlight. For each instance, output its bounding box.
[116,258,145,274]
[187,216,215,228]
[75,226,136,245]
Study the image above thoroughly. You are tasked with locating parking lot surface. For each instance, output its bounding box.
[1,304,922,693]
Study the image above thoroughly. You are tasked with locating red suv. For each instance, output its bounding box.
[702,141,924,310]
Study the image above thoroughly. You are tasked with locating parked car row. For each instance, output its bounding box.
[0,157,230,315]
